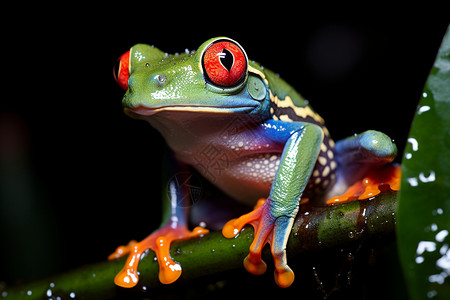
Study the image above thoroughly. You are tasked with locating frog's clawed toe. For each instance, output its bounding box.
[223,198,295,288]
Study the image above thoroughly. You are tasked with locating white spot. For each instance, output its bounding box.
[330,161,337,170]
[322,166,330,177]
[408,137,419,151]
[417,241,436,255]
[437,247,450,272]
[169,263,182,272]
[407,177,418,187]
[432,224,438,231]
[327,150,334,159]
[329,139,335,148]
[436,230,449,242]
[419,171,436,183]
[318,156,327,166]
[416,256,424,264]
[427,290,437,298]
[418,105,431,114]
[70,292,76,298]
[428,273,446,285]
[238,142,244,147]
[134,51,146,61]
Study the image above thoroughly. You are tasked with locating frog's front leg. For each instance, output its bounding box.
[223,121,323,288]
[335,130,397,184]
[108,153,208,288]
[325,130,399,204]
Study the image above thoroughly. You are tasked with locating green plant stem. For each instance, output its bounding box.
[1,192,397,299]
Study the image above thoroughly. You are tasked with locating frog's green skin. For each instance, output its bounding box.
[116,37,397,287]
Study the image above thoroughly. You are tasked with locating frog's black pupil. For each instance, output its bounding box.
[219,48,234,72]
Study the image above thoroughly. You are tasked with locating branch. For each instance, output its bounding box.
[1,192,397,299]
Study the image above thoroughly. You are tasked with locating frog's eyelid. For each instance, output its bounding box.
[248,65,269,85]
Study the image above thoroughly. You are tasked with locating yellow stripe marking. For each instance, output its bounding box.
[248,65,269,85]
[269,90,324,124]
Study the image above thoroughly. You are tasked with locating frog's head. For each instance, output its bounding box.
[114,37,270,121]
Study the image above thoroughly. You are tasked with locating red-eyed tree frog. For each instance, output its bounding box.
[110,37,400,288]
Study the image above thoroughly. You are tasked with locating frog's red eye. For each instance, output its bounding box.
[202,40,247,87]
[114,50,130,90]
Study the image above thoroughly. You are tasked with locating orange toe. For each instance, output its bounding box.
[108,240,137,260]
[327,164,401,205]
[223,198,295,288]
[274,269,295,288]
[110,225,209,288]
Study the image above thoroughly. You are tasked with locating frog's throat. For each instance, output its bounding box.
[124,104,258,116]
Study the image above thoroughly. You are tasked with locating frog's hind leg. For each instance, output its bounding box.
[324,130,398,204]
[108,154,209,288]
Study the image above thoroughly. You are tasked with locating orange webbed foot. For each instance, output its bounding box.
[223,197,296,288]
[326,164,401,205]
[109,224,209,288]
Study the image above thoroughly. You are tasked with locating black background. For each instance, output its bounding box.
[0,4,448,297]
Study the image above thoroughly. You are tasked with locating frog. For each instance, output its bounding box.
[109,37,400,289]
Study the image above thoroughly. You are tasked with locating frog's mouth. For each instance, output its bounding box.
[124,104,258,117]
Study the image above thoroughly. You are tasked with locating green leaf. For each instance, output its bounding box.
[397,25,450,300]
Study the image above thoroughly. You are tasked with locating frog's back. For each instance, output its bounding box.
[263,68,337,198]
